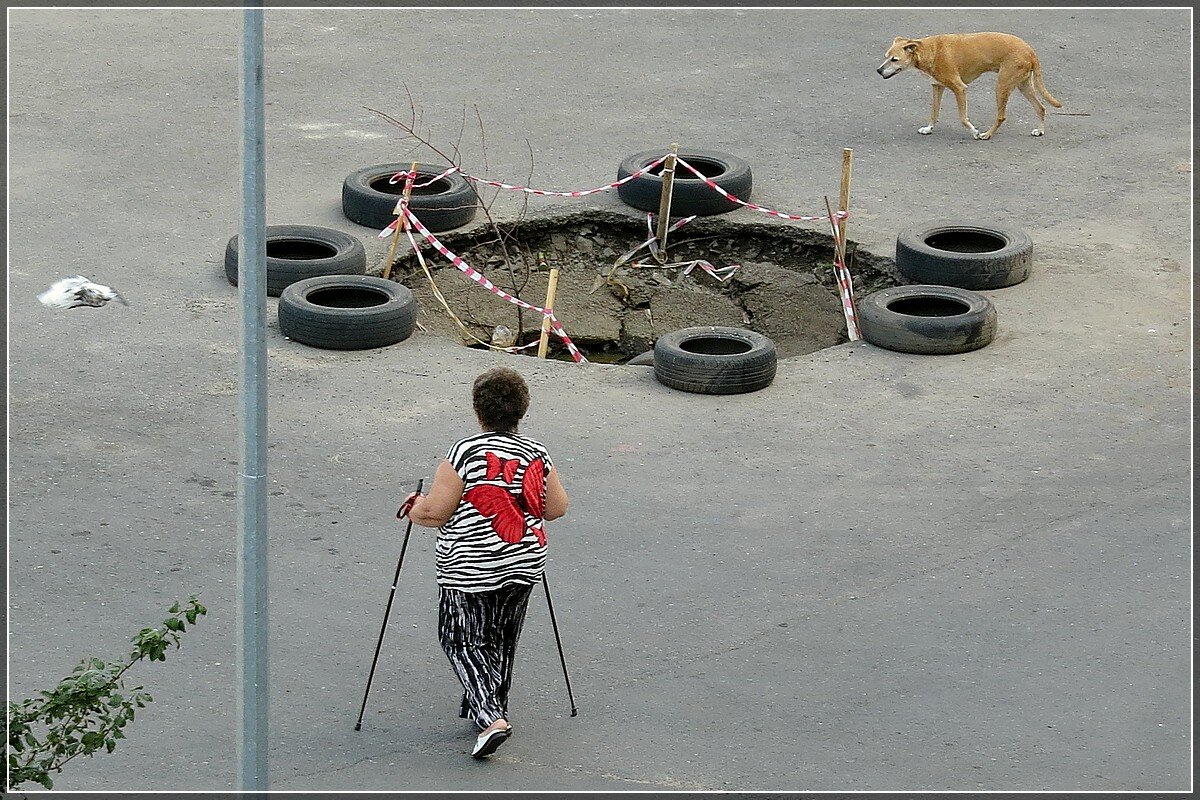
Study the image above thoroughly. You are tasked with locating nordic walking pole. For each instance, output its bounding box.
[354,478,423,731]
[541,572,578,716]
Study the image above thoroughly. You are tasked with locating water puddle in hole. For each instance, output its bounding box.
[382,210,900,363]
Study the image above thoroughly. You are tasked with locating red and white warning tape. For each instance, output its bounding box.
[404,226,542,354]
[459,156,668,198]
[392,169,417,215]
[674,156,847,223]
[389,157,669,199]
[378,218,401,239]
[615,212,741,282]
[379,153,845,234]
[833,260,860,341]
[400,206,588,363]
[627,259,741,282]
[823,212,861,341]
[388,166,459,188]
[388,168,458,214]
[609,213,697,266]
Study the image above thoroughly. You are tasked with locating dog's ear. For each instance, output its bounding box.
[903,41,919,53]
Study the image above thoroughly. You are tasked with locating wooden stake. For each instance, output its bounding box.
[653,143,679,264]
[837,148,853,261]
[536,267,561,359]
[382,161,419,280]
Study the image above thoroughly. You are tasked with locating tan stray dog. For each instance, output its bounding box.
[877,32,1062,140]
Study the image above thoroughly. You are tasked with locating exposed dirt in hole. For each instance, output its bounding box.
[379,210,901,362]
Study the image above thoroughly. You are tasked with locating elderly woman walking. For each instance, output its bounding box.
[403,367,569,758]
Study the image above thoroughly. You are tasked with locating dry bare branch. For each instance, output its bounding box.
[366,93,541,335]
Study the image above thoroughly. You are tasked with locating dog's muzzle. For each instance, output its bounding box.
[877,64,898,79]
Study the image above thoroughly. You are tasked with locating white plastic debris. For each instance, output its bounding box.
[37,275,129,309]
[490,325,516,348]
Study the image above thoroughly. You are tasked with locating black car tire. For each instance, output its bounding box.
[617,148,753,216]
[653,326,777,394]
[224,225,366,297]
[896,221,1033,289]
[858,285,997,355]
[278,275,417,350]
[342,162,478,232]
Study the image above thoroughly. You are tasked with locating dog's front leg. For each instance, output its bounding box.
[919,85,944,135]
[949,83,982,139]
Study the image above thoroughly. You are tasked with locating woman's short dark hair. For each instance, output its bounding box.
[473,368,530,433]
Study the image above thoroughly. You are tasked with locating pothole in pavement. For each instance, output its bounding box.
[382,209,901,363]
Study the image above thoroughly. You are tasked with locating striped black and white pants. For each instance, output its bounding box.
[438,581,534,731]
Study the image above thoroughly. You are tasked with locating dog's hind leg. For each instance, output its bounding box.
[1018,76,1047,136]
[978,66,1022,140]
[919,85,944,135]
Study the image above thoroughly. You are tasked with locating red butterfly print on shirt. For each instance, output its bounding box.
[463,454,547,546]
[486,451,520,483]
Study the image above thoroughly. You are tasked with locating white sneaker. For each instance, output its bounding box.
[471,726,511,758]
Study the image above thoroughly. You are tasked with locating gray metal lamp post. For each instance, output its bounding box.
[237,5,269,793]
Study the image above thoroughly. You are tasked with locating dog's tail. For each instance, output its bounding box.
[1033,61,1063,108]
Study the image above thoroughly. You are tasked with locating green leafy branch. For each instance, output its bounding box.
[6,597,208,791]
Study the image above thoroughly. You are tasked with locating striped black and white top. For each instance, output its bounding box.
[436,431,555,592]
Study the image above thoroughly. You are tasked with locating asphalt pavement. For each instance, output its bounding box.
[6,7,1192,793]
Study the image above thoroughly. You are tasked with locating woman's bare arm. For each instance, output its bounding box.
[407,460,465,528]
[543,466,569,521]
